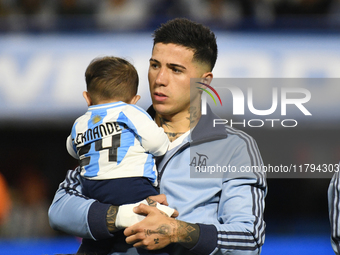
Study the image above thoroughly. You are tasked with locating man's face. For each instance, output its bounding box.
[148,43,206,118]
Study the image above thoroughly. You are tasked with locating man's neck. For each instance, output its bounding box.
[155,106,201,142]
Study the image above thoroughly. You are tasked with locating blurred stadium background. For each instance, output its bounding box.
[0,0,340,254]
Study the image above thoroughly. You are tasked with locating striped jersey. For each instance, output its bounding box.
[66,101,169,184]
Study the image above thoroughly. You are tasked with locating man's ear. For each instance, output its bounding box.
[200,72,213,85]
[83,91,92,106]
[197,72,213,91]
[130,95,141,105]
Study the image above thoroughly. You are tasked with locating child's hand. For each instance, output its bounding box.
[146,195,179,218]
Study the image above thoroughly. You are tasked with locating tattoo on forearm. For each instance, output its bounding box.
[176,221,199,248]
[143,221,199,249]
[106,205,119,233]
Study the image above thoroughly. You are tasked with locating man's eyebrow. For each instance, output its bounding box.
[168,63,186,70]
[149,58,160,63]
[149,58,186,70]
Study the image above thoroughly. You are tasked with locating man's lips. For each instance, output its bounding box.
[153,92,168,102]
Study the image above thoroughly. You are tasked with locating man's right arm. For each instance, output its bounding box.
[48,167,114,240]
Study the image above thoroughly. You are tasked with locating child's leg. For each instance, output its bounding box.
[78,177,161,254]
[81,177,159,205]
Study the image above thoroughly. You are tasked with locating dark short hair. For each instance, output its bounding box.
[85,56,138,104]
[153,18,218,71]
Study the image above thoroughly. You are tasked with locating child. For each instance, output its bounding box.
[66,56,174,254]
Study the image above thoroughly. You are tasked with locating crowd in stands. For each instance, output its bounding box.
[0,0,338,240]
[0,0,339,32]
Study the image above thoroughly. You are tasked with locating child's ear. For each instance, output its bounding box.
[83,91,92,106]
[130,95,141,105]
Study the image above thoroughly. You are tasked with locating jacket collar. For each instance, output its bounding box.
[147,104,227,144]
[190,104,228,143]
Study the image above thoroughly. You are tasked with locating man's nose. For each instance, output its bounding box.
[155,68,168,86]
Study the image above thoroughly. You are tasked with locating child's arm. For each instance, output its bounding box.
[123,106,170,156]
[66,135,78,159]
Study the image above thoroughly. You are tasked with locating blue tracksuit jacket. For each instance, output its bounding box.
[49,105,267,255]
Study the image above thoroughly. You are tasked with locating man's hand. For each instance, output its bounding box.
[147,194,169,206]
[146,195,179,218]
[124,203,199,250]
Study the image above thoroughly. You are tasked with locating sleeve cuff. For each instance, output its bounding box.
[87,201,113,240]
[190,224,217,255]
